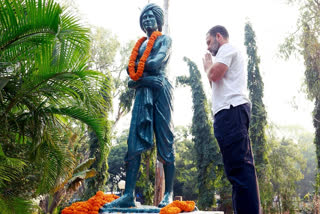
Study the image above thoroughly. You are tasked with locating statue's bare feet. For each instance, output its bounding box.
[100,194,135,210]
[158,192,173,208]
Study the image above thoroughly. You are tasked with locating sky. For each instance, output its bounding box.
[71,0,314,133]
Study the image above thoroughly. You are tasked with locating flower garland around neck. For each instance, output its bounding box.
[128,31,162,81]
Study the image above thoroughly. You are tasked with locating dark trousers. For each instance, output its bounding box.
[214,103,261,214]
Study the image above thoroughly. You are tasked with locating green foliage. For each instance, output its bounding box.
[81,26,134,200]
[295,130,316,197]
[244,21,272,211]
[110,40,136,131]
[0,0,111,212]
[244,21,269,171]
[73,157,96,175]
[0,195,35,214]
[214,173,232,213]
[106,129,156,204]
[89,27,120,72]
[268,135,306,213]
[107,131,128,192]
[314,99,320,193]
[40,157,97,213]
[176,57,222,209]
[301,24,320,194]
[301,24,320,102]
[0,152,26,187]
[88,27,135,126]
[136,147,156,205]
[281,0,320,196]
[173,126,198,200]
[82,127,111,200]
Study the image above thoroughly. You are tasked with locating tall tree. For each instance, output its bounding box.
[302,23,320,213]
[0,0,111,213]
[266,128,306,213]
[87,27,135,131]
[176,57,222,209]
[280,1,320,210]
[244,21,272,211]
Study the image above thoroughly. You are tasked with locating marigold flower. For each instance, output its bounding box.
[61,191,119,214]
[128,31,162,81]
[159,200,196,214]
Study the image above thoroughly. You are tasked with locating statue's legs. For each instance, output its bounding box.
[158,162,175,208]
[102,155,141,208]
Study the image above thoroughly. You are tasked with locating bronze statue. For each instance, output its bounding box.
[101,3,174,210]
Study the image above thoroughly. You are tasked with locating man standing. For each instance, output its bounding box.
[202,25,261,214]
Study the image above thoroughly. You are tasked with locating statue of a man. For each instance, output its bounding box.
[102,3,174,209]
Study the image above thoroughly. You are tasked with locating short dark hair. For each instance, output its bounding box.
[207,25,229,39]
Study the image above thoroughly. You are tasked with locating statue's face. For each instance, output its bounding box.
[142,10,158,32]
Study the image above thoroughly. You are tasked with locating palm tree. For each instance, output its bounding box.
[0,0,111,213]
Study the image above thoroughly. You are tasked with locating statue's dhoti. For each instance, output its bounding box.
[125,76,174,163]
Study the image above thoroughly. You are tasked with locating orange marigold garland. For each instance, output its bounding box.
[160,200,196,214]
[61,191,119,214]
[62,192,195,214]
[128,31,162,81]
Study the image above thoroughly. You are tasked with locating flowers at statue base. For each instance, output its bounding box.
[128,31,162,81]
[160,200,196,214]
[61,191,119,214]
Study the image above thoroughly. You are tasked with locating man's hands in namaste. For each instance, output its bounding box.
[202,52,213,73]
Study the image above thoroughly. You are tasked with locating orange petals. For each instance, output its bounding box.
[128,31,162,81]
[160,200,196,214]
[62,191,195,214]
[61,192,119,214]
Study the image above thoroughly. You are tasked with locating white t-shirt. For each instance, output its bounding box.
[211,43,250,115]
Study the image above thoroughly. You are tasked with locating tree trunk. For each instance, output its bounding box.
[163,0,169,35]
[49,189,66,214]
[314,98,320,172]
[314,98,320,214]
[154,159,165,206]
[154,0,169,206]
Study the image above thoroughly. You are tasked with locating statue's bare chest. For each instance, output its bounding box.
[137,38,162,59]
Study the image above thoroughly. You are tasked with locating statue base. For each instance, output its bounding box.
[100,207,223,214]
[99,205,161,213]
[99,202,224,214]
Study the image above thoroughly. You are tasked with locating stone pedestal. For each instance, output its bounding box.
[99,201,224,214]
[100,205,160,213]
[100,203,224,214]
[101,210,224,214]
[195,212,224,214]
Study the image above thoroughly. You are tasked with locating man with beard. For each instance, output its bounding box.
[203,25,261,214]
